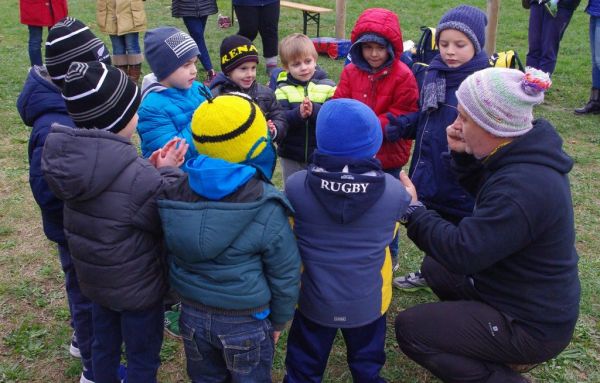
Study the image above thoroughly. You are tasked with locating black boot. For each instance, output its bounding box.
[574,88,600,115]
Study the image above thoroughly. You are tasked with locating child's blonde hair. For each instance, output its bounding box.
[279,33,318,67]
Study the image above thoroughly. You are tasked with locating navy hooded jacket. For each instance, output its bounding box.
[285,154,411,327]
[17,66,73,245]
[407,119,580,340]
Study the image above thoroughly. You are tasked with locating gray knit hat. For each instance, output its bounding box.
[144,27,200,81]
[436,5,487,54]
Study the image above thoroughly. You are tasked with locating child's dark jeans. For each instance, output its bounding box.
[91,302,164,383]
[180,303,275,383]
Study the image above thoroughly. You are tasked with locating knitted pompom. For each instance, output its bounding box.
[522,67,552,95]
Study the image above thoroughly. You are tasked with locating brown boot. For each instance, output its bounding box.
[574,88,600,115]
[127,64,142,85]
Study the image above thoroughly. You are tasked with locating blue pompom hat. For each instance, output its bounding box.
[436,5,488,54]
[316,98,382,159]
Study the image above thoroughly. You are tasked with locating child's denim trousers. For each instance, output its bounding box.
[91,302,164,383]
[180,303,275,382]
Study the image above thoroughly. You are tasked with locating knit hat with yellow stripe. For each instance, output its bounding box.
[191,93,275,179]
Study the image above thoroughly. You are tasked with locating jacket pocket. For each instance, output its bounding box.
[130,0,147,28]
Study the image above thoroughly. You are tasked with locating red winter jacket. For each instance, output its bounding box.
[334,8,418,170]
[20,0,68,27]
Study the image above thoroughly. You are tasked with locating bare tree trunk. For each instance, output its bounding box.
[335,0,346,40]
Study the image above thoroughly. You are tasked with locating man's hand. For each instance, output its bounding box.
[446,123,467,153]
[399,170,418,204]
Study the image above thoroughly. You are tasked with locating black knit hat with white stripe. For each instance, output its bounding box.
[45,17,111,87]
[62,62,140,134]
[144,27,200,81]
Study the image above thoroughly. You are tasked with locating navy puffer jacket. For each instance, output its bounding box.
[171,0,217,18]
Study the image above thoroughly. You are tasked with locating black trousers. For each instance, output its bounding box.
[234,2,280,58]
[394,256,571,383]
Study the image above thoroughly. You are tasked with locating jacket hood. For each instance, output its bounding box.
[184,155,257,200]
[306,152,386,223]
[17,66,66,127]
[42,125,139,202]
[158,181,292,262]
[485,119,574,175]
[350,8,404,58]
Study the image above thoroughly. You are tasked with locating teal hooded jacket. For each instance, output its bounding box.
[158,167,301,328]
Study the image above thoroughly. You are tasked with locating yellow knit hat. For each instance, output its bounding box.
[191,94,269,163]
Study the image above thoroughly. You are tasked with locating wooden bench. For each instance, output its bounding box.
[280,1,333,37]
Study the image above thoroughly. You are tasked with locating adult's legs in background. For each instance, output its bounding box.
[575,16,600,114]
[183,16,213,71]
[257,1,280,72]
[27,25,43,66]
[109,34,128,69]
[234,5,260,42]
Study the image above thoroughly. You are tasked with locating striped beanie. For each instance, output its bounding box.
[191,93,275,177]
[456,67,552,137]
[436,5,487,54]
[45,17,111,87]
[144,27,199,81]
[62,62,141,133]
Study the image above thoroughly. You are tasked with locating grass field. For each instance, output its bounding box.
[1,0,599,382]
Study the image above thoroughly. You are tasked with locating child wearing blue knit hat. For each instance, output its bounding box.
[385,5,491,291]
[137,27,212,162]
[283,98,412,382]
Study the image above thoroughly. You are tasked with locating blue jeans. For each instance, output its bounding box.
[183,16,213,71]
[180,304,275,383]
[526,3,574,75]
[285,311,387,383]
[58,244,94,378]
[92,303,164,383]
[591,16,600,88]
[109,33,141,55]
[27,25,44,66]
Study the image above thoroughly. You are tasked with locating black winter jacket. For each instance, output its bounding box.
[407,119,580,340]
[42,125,184,311]
[171,0,217,18]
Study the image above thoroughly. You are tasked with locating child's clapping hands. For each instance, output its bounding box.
[300,97,313,119]
[149,137,189,168]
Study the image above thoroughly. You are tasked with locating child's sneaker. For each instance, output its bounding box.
[392,270,430,291]
[70,332,81,358]
[164,303,182,338]
[79,367,93,383]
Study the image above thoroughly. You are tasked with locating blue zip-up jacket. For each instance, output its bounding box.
[285,153,411,328]
[158,158,301,328]
[17,66,73,245]
[387,53,491,220]
[407,119,580,340]
[137,75,209,161]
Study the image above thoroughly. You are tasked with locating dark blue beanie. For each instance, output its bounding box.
[316,99,382,159]
[144,27,200,81]
[436,5,487,54]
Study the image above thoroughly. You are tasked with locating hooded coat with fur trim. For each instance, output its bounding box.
[42,125,184,311]
[333,8,419,170]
